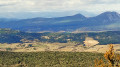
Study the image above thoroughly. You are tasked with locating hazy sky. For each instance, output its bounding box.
[0,0,120,18]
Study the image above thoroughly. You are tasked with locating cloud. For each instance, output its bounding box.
[0,0,18,7]
[0,0,120,14]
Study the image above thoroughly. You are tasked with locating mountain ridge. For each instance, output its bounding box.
[0,11,120,32]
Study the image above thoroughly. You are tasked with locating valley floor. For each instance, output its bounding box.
[0,42,120,53]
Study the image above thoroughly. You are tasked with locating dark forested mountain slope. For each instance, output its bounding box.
[0,28,120,45]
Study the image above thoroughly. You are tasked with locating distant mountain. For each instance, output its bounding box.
[53,14,86,21]
[96,12,120,20]
[78,12,120,31]
[0,11,120,32]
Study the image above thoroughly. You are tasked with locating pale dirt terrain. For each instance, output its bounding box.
[0,42,120,53]
[0,37,119,53]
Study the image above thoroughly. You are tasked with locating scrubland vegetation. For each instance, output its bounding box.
[0,29,120,67]
[0,51,104,67]
[0,44,119,67]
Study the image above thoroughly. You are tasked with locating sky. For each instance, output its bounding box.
[0,0,120,18]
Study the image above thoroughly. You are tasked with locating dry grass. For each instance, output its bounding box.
[0,42,120,53]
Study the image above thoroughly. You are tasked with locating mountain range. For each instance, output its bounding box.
[0,11,120,32]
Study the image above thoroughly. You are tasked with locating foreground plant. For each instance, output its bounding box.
[95,44,120,67]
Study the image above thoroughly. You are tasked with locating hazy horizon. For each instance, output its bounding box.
[0,0,120,19]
